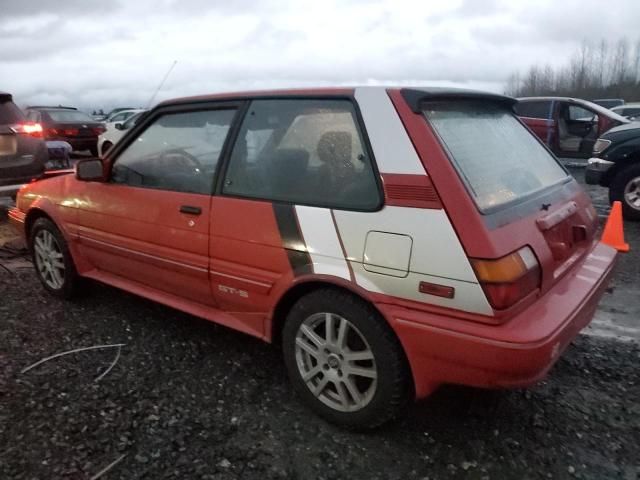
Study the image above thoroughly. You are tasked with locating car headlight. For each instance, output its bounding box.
[593,138,612,155]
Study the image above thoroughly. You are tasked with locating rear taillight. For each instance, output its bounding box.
[93,125,106,135]
[64,128,79,136]
[10,122,43,138]
[471,247,541,310]
[46,128,59,139]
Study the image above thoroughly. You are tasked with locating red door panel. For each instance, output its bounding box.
[521,117,556,147]
[75,182,215,306]
[209,196,296,329]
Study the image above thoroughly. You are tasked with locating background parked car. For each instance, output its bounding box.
[25,106,106,156]
[0,92,47,200]
[97,110,147,157]
[611,102,640,120]
[103,108,145,131]
[516,97,629,158]
[91,108,137,122]
[592,98,625,109]
[586,121,640,220]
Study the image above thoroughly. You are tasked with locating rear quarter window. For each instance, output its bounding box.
[222,99,381,211]
[423,101,568,212]
[46,110,94,123]
[0,100,25,124]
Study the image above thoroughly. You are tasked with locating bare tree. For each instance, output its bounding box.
[507,36,640,100]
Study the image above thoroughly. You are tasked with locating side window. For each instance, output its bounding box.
[515,101,552,119]
[26,110,39,122]
[568,106,596,121]
[110,112,127,122]
[111,108,236,195]
[223,99,380,210]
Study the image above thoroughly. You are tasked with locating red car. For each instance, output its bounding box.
[516,97,629,158]
[9,87,618,429]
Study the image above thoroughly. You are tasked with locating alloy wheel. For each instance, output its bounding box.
[624,176,640,211]
[294,312,378,412]
[33,229,65,289]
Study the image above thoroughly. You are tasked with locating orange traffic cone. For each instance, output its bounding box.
[601,201,630,253]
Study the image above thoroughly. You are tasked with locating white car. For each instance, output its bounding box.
[611,103,640,121]
[97,110,146,157]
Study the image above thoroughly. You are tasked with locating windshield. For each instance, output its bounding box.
[423,100,568,212]
[47,110,95,123]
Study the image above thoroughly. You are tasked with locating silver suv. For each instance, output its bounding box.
[0,92,47,199]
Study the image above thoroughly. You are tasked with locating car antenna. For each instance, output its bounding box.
[146,60,178,109]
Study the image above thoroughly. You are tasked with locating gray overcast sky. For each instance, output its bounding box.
[1,0,638,111]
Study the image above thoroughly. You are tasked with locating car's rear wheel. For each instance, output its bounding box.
[30,217,79,298]
[282,289,412,429]
[610,164,640,221]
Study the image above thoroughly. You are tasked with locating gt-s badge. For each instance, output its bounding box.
[218,284,249,298]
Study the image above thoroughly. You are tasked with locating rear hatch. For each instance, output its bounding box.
[396,89,599,315]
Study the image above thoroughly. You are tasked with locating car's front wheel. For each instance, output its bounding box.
[610,163,640,221]
[282,289,412,429]
[30,217,80,298]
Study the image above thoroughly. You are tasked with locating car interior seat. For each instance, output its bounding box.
[557,109,583,153]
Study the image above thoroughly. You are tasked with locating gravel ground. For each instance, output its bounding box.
[1,172,639,480]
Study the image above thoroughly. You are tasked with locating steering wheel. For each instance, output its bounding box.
[159,148,203,172]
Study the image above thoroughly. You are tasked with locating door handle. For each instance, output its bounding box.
[180,205,202,215]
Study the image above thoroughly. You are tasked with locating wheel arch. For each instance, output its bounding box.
[270,276,418,407]
[269,276,380,346]
[24,207,54,241]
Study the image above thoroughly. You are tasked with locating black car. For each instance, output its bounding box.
[0,92,47,199]
[25,106,105,156]
[585,122,640,220]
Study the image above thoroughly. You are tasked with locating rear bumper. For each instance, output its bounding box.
[379,242,617,398]
[49,137,97,152]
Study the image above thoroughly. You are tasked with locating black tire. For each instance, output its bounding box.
[282,288,412,430]
[30,217,80,299]
[609,163,640,221]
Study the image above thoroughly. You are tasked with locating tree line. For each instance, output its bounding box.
[505,38,640,101]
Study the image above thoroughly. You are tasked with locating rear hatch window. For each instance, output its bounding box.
[0,98,25,124]
[47,110,95,123]
[423,101,568,213]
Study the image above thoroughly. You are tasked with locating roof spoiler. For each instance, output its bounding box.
[401,88,517,114]
[0,92,12,102]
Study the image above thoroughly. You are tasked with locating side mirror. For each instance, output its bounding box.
[76,159,105,181]
[115,123,123,130]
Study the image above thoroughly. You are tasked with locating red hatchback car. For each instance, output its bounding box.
[9,87,618,428]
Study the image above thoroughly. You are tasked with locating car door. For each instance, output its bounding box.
[75,104,240,306]
[515,100,555,146]
[209,98,381,335]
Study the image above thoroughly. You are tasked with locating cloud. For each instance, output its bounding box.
[0,0,638,111]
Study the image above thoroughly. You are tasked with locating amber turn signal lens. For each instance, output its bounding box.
[471,247,540,310]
